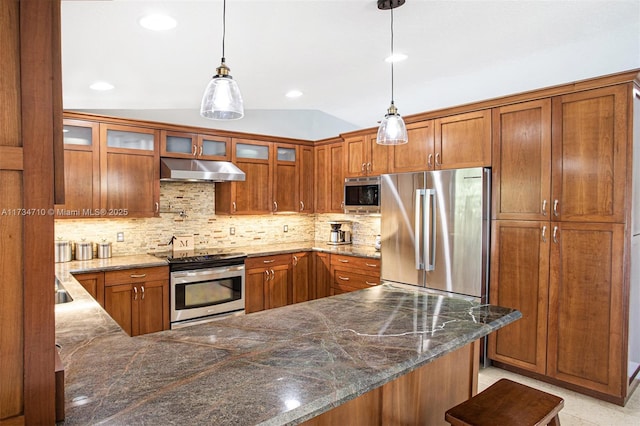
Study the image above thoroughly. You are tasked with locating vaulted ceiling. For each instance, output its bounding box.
[61,0,640,140]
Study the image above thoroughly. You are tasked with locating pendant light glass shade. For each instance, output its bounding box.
[377,103,408,145]
[200,0,244,120]
[200,61,244,120]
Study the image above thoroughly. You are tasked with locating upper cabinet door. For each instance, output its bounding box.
[273,144,299,213]
[390,120,434,173]
[551,85,628,223]
[492,99,552,221]
[160,130,197,158]
[56,119,101,217]
[197,134,230,160]
[344,135,367,177]
[299,145,314,213]
[435,110,491,169]
[232,139,273,214]
[100,123,160,217]
[367,132,390,176]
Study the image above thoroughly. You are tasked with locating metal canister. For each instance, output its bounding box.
[97,240,112,259]
[75,240,93,260]
[54,240,73,263]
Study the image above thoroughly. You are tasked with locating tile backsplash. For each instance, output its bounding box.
[54,182,380,256]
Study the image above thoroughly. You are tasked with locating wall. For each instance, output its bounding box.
[54,182,380,256]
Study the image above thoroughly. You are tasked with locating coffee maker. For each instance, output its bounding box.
[328,221,352,245]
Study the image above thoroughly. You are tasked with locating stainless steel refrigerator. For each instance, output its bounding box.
[380,167,491,302]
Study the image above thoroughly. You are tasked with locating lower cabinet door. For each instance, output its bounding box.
[546,222,625,397]
[292,252,311,304]
[136,280,169,336]
[104,284,134,336]
[245,268,266,314]
[488,220,549,375]
[265,265,290,309]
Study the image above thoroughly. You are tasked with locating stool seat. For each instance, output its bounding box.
[445,378,564,426]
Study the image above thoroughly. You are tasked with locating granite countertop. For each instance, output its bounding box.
[55,263,520,425]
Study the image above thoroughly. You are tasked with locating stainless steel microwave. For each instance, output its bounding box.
[344,176,380,214]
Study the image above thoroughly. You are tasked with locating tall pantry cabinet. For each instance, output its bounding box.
[489,82,640,405]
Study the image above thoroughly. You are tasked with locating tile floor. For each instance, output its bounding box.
[479,367,640,425]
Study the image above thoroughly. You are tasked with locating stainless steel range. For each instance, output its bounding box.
[153,249,246,328]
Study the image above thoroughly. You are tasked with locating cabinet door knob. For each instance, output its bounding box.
[273,201,278,212]
[270,269,275,280]
[428,154,433,168]
[199,145,203,157]
[367,162,371,173]
[265,270,270,281]
[361,163,366,172]
[300,201,304,211]
[141,285,145,300]
[232,202,237,212]
[133,286,138,301]
[155,202,159,213]
[435,153,441,166]
[542,199,547,216]
[553,226,559,244]
[553,199,559,217]
[192,144,197,156]
[293,255,298,265]
[541,225,547,243]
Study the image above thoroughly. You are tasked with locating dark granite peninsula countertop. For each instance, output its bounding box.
[55,271,520,425]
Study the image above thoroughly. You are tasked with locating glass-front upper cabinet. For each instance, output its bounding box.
[161,130,230,160]
[235,141,270,160]
[104,124,155,152]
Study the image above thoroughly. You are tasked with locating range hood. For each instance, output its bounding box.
[160,158,246,182]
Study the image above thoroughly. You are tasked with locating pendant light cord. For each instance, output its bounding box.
[221,0,227,61]
[390,4,395,105]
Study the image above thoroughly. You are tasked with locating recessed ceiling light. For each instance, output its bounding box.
[139,14,177,31]
[286,90,303,98]
[385,53,408,63]
[89,81,114,91]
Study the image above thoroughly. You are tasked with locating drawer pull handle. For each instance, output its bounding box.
[263,259,275,264]
[365,263,378,268]
[130,273,147,278]
[365,281,378,286]
[338,259,349,263]
[338,276,350,281]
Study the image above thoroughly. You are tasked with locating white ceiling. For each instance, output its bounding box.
[61,0,640,140]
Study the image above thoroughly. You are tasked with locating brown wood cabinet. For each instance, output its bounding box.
[299,145,314,213]
[314,140,345,213]
[488,220,549,374]
[160,129,230,160]
[492,99,552,220]
[344,132,390,177]
[389,120,435,173]
[72,271,105,307]
[55,119,100,217]
[100,123,160,218]
[314,252,332,299]
[216,139,312,214]
[245,254,292,313]
[434,109,491,169]
[103,266,169,336]
[489,83,635,404]
[292,251,312,304]
[330,254,380,295]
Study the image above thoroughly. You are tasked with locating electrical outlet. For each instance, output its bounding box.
[283,225,288,232]
[116,232,124,242]
[230,227,235,235]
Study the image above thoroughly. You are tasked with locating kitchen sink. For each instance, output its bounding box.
[54,278,73,304]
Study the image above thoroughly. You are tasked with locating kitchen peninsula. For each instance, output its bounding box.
[55,256,520,425]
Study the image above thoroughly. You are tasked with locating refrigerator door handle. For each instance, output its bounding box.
[415,189,425,270]
[425,189,436,271]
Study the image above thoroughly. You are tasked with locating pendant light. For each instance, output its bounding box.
[376,0,408,145]
[200,0,244,120]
